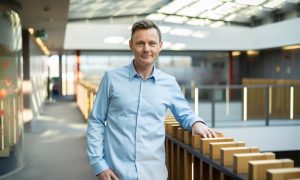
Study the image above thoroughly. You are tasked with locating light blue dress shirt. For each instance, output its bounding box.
[87,61,204,180]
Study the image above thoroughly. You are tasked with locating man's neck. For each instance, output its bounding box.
[133,61,154,80]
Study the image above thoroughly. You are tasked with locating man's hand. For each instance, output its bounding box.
[97,169,119,180]
[192,122,217,138]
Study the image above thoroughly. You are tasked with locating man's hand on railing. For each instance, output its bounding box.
[192,122,217,138]
[97,169,119,180]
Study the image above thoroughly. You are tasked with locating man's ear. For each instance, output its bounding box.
[159,41,163,51]
[129,40,133,50]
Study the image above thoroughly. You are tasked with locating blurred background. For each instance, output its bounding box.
[0,0,300,179]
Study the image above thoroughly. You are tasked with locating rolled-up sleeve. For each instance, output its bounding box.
[86,72,110,176]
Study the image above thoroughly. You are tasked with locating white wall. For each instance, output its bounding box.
[64,18,300,51]
[250,18,300,49]
[216,126,300,152]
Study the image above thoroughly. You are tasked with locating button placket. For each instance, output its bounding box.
[135,78,143,161]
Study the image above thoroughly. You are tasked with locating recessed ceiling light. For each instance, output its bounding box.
[169,28,193,36]
[104,36,125,44]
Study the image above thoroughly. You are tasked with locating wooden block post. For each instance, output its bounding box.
[192,134,201,149]
[165,116,175,121]
[176,128,184,180]
[177,147,185,180]
[208,141,244,180]
[192,135,201,180]
[209,141,246,160]
[220,147,259,166]
[183,131,192,180]
[176,128,184,142]
[170,124,180,138]
[171,126,180,180]
[233,152,275,173]
[165,121,178,180]
[166,136,172,179]
[267,167,300,180]
[183,131,192,145]
[216,132,224,137]
[249,159,294,180]
[200,138,234,154]
[165,122,179,135]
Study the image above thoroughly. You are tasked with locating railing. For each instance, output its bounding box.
[77,80,300,179]
[76,80,97,122]
[184,84,300,128]
[77,80,300,127]
[165,115,300,180]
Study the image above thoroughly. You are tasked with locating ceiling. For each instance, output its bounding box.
[3,0,300,54]
[68,0,300,27]
[4,0,69,54]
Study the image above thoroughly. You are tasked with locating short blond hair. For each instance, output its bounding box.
[131,20,161,41]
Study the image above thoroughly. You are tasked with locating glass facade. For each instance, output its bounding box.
[78,53,228,87]
[0,5,24,176]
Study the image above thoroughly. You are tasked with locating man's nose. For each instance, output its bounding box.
[143,44,150,51]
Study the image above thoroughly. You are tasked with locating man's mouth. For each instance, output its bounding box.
[141,55,151,58]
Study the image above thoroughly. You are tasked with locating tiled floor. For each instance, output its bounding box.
[2,100,96,180]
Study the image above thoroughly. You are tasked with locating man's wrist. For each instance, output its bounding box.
[192,120,206,127]
[92,159,110,176]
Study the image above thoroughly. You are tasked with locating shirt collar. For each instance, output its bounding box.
[129,60,138,80]
[129,60,157,82]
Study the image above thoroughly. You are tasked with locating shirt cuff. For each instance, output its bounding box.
[92,159,110,176]
[190,117,206,129]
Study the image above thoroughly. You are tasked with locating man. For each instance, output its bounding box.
[87,20,217,180]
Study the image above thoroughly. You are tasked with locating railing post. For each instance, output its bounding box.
[183,131,192,180]
[192,135,201,180]
[265,86,270,126]
[211,88,215,128]
[176,128,184,180]
[249,159,294,180]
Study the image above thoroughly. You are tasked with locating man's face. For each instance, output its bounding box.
[129,28,163,68]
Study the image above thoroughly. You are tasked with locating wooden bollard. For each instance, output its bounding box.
[176,127,184,180]
[176,128,184,142]
[165,114,175,119]
[192,134,201,149]
[165,116,176,121]
[233,152,275,173]
[165,117,175,121]
[209,141,246,160]
[165,121,178,180]
[249,159,294,180]
[220,147,259,166]
[164,120,176,124]
[216,132,224,137]
[171,126,180,180]
[183,131,192,180]
[183,131,192,145]
[208,141,245,180]
[267,167,300,180]
[170,124,180,138]
[192,135,201,180]
[200,138,234,154]
[164,121,178,127]
[165,117,176,121]
[165,122,179,135]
